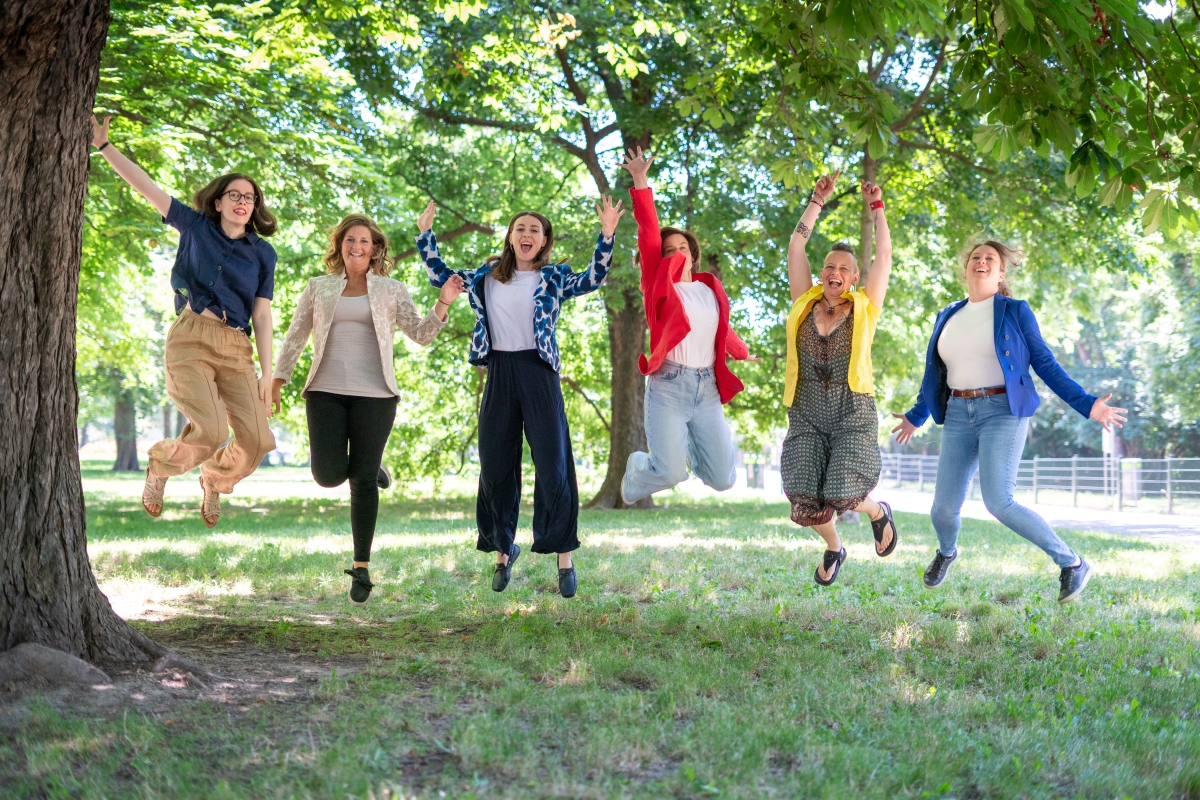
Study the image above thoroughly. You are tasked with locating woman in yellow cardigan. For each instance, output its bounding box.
[782,173,897,586]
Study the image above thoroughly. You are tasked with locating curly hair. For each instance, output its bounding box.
[324,214,394,277]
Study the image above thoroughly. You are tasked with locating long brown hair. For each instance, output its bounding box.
[324,214,394,277]
[660,226,701,267]
[487,211,555,283]
[960,239,1023,298]
[192,173,277,236]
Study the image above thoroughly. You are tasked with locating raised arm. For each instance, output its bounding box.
[415,201,475,288]
[91,114,171,218]
[561,196,620,299]
[620,148,662,282]
[788,172,839,301]
[861,181,892,309]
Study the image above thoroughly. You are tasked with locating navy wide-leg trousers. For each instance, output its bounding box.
[475,349,580,555]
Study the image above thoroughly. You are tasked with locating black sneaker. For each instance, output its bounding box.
[492,543,520,592]
[558,567,577,598]
[344,567,373,605]
[923,550,957,588]
[1058,558,1091,604]
[377,466,391,490]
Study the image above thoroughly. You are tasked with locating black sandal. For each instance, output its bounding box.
[872,501,898,558]
[814,547,847,586]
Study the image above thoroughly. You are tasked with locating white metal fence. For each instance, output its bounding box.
[879,453,1200,515]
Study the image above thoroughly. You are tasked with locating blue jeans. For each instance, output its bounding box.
[621,361,737,503]
[931,394,1078,567]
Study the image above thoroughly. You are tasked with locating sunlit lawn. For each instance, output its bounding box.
[4,461,1200,798]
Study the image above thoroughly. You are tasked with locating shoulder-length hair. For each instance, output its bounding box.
[487,211,555,283]
[660,226,701,267]
[324,214,394,277]
[193,173,277,236]
[960,239,1023,298]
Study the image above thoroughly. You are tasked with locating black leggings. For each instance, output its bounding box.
[306,391,397,563]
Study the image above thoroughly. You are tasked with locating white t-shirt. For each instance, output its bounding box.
[307,294,394,397]
[666,281,719,368]
[486,270,539,351]
[937,298,1006,390]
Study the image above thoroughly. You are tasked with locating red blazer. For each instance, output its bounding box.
[631,187,749,404]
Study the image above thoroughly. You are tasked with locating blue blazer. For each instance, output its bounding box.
[904,294,1096,427]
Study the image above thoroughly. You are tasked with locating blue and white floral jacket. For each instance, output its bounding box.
[417,230,614,372]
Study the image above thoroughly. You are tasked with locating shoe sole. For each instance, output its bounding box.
[1058,566,1092,604]
[348,591,370,606]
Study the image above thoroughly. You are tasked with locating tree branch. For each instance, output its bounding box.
[891,40,948,132]
[394,221,495,261]
[897,138,997,174]
[561,376,610,431]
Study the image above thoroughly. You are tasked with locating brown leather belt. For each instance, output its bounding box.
[951,386,1007,399]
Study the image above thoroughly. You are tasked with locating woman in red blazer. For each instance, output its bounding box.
[619,148,752,505]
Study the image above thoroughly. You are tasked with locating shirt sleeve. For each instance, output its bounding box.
[273,279,315,383]
[560,234,614,299]
[256,243,277,300]
[1019,301,1097,418]
[162,197,203,233]
[393,282,447,346]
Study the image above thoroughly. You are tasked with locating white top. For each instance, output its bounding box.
[666,281,719,368]
[938,298,1006,390]
[306,294,394,397]
[486,270,539,351]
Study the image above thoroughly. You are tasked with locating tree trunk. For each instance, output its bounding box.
[858,152,879,286]
[0,0,164,666]
[112,378,138,471]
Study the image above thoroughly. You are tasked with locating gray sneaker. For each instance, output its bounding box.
[1058,558,1091,604]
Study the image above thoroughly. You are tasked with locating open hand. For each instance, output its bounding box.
[417,200,436,233]
[1089,393,1128,431]
[440,274,466,304]
[891,412,917,445]
[91,114,111,148]
[812,170,840,205]
[259,374,275,418]
[620,147,653,189]
[271,378,286,415]
[597,194,625,238]
[862,181,882,205]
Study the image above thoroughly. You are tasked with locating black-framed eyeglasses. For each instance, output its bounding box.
[223,190,257,205]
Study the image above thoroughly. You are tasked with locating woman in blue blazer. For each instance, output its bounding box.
[892,241,1126,604]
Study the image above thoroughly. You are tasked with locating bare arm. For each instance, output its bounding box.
[787,171,839,301]
[91,115,172,218]
[251,297,274,418]
[861,181,892,309]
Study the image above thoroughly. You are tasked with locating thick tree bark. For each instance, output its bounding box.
[0,0,164,666]
[112,377,138,471]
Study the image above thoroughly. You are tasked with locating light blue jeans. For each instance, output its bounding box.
[621,361,737,503]
[931,394,1078,567]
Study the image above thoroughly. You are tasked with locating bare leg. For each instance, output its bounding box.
[855,497,893,554]
[557,552,573,568]
[354,561,369,569]
[812,520,841,581]
[496,552,508,566]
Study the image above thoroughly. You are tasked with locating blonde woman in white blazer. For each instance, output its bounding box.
[273,213,465,604]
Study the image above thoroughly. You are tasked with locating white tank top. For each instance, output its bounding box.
[307,295,394,397]
[666,281,719,368]
[937,298,1006,390]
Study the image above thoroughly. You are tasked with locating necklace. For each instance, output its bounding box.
[823,296,850,316]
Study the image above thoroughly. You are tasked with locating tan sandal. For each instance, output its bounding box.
[199,476,220,528]
[142,469,168,518]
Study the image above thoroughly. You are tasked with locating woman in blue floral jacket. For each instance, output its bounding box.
[417,198,623,599]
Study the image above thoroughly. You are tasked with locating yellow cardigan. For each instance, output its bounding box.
[784,285,880,406]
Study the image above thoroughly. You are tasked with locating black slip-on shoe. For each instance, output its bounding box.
[377,466,391,490]
[492,543,520,593]
[558,567,577,598]
[923,550,958,588]
[344,567,374,605]
[1058,558,1092,604]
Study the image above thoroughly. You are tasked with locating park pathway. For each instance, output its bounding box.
[881,488,1200,541]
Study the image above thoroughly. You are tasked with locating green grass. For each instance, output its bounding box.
[4,465,1200,799]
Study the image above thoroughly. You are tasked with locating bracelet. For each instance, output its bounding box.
[435,299,448,307]
[808,196,824,208]
[870,200,884,210]
[97,141,111,152]
[794,219,811,238]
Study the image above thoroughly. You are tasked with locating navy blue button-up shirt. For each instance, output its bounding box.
[164,198,276,333]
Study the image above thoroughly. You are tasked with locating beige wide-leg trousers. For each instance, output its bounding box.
[147,307,275,494]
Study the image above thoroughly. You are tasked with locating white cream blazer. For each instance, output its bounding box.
[274,272,446,397]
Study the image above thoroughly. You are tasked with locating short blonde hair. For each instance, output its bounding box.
[324,214,393,277]
[960,239,1023,298]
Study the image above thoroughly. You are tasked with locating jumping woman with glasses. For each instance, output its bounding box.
[91,114,278,528]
